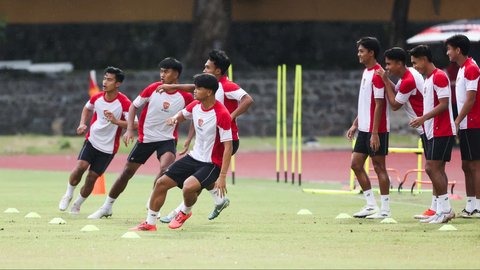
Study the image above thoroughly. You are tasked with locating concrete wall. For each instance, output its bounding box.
[0,69,413,137]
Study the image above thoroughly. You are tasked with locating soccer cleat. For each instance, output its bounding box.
[87,207,113,219]
[59,195,72,211]
[472,209,480,218]
[129,221,157,231]
[168,211,192,229]
[429,209,455,224]
[208,198,230,220]
[159,210,177,224]
[353,205,379,218]
[365,210,391,219]
[457,208,475,218]
[69,203,81,215]
[414,208,436,219]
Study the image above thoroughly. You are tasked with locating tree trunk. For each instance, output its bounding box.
[389,0,410,48]
[184,0,231,68]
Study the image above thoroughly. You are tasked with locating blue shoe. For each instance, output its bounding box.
[159,210,177,223]
[208,198,230,220]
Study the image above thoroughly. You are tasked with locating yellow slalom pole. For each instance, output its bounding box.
[228,65,235,185]
[276,65,282,182]
[417,138,423,191]
[350,139,356,191]
[291,65,298,185]
[297,65,303,186]
[282,64,288,183]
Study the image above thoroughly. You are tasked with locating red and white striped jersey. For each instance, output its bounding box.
[395,67,424,134]
[216,75,248,140]
[85,92,132,154]
[182,100,232,167]
[456,57,480,130]
[133,82,194,143]
[423,69,456,139]
[357,64,390,133]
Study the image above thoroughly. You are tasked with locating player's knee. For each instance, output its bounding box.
[350,160,363,172]
[425,163,434,176]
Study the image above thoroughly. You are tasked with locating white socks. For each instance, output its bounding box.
[146,209,159,225]
[209,188,225,205]
[103,196,116,210]
[430,196,438,211]
[65,183,76,197]
[476,198,480,211]
[73,194,86,207]
[175,202,184,214]
[437,194,451,213]
[181,204,192,214]
[466,196,475,212]
[363,189,377,207]
[380,195,390,212]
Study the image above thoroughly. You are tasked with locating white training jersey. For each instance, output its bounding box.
[455,57,480,130]
[85,92,132,154]
[395,67,425,134]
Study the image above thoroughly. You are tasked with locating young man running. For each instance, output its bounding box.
[58,67,134,214]
[346,36,391,219]
[87,58,193,219]
[157,50,254,222]
[130,73,233,231]
[445,34,480,218]
[409,45,456,224]
[376,47,437,219]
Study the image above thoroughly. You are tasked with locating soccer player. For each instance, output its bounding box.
[58,67,134,214]
[445,34,480,218]
[376,47,437,219]
[409,45,456,224]
[157,49,254,222]
[129,73,233,231]
[87,58,194,219]
[346,37,391,219]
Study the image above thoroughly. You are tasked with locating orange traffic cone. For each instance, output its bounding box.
[92,174,106,195]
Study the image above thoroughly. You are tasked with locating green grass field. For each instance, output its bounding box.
[1,169,479,269]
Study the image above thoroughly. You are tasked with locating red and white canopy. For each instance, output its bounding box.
[407,19,480,44]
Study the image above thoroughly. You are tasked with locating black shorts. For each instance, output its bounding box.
[353,131,389,156]
[164,155,220,189]
[425,136,455,161]
[78,140,114,175]
[459,128,480,160]
[232,140,239,155]
[127,139,176,164]
[420,133,428,158]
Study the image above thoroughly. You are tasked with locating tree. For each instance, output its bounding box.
[389,0,410,48]
[184,0,232,69]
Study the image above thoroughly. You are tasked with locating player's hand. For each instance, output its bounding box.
[104,110,118,125]
[409,116,424,129]
[178,139,191,155]
[370,133,380,152]
[166,117,178,126]
[123,129,135,147]
[454,119,460,134]
[376,67,388,81]
[214,175,228,198]
[346,125,358,141]
[77,124,87,135]
[155,84,174,93]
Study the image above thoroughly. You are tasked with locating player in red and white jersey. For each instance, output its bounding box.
[130,73,233,231]
[409,45,456,223]
[156,50,254,222]
[446,34,480,217]
[58,67,135,214]
[346,37,391,219]
[88,58,194,219]
[377,47,441,219]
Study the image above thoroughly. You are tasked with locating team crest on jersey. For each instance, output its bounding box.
[163,102,170,110]
[198,119,204,127]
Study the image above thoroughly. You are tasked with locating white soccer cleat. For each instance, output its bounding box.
[87,207,112,219]
[69,203,81,215]
[428,209,455,224]
[159,210,178,223]
[366,210,391,219]
[58,195,72,211]
[353,205,379,218]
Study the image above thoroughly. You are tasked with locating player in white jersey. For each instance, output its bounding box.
[156,50,254,222]
[58,67,135,214]
[377,47,439,219]
[88,58,194,219]
[409,45,456,223]
[130,73,233,231]
[346,37,391,219]
[445,34,480,218]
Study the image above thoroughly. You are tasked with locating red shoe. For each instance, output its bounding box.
[168,211,192,229]
[413,209,436,219]
[129,221,157,231]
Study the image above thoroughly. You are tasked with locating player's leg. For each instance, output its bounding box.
[59,140,91,211]
[414,133,437,219]
[458,129,480,217]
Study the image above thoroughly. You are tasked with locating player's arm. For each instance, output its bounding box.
[166,110,187,126]
[104,110,130,129]
[370,98,384,152]
[346,116,358,141]
[156,84,195,93]
[410,97,448,128]
[77,106,92,135]
[455,90,476,130]
[123,104,139,146]
[381,74,403,111]
[215,140,233,198]
[179,121,195,155]
[230,94,254,120]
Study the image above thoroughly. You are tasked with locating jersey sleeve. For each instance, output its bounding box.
[372,74,385,99]
[182,100,198,120]
[181,92,195,107]
[223,81,248,101]
[433,72,450,99]
[85,93,102,110]
[395,78,416,104]
[464,65,480,91]
[119,94,132,121]
[133,82,159,108]
[216,107,232,142]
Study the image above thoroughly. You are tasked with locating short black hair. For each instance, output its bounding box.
[445,34,470,56]
[356,36,381,59]
[384,47,407,65]
[208,49,231,75]
[104,66,125,82]
[193,73,218,93]
[408,45,433,62]
[158,57,183,76]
